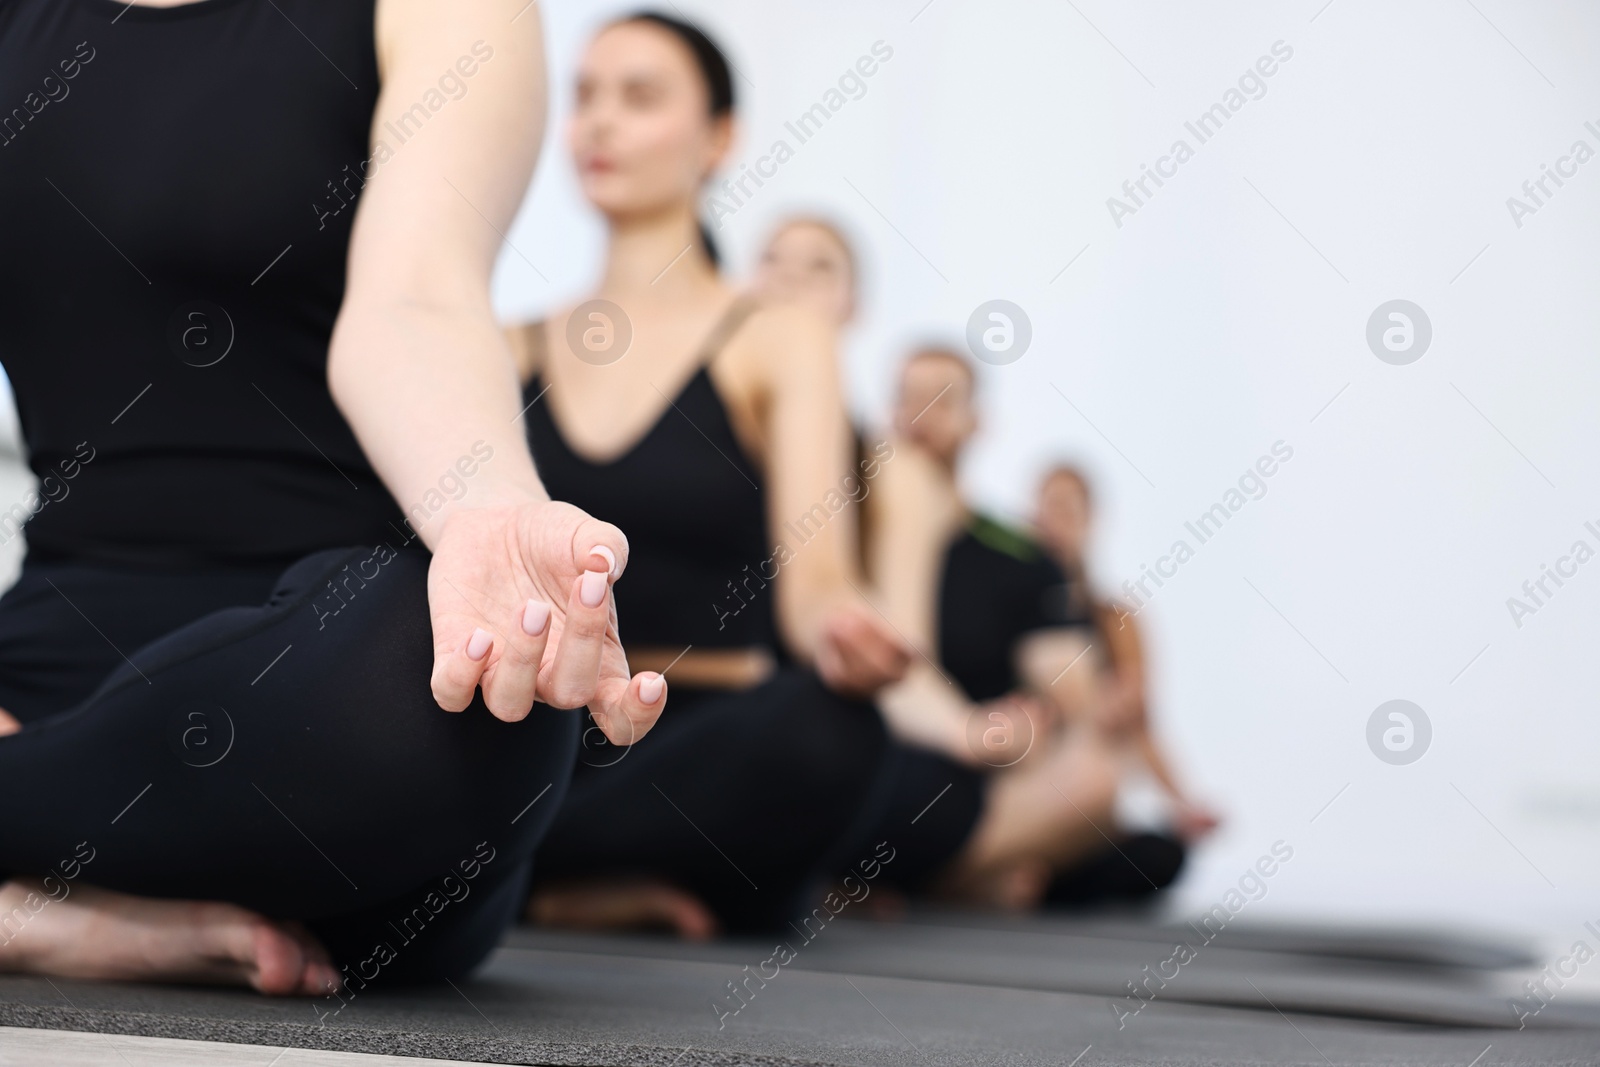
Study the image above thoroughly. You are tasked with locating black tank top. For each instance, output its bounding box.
[522,299,778,651]
[0,0,408,568]
[937,513,1091,701]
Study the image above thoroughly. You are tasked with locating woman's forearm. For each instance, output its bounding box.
[327,0,549,553]
[776,556,857,660]
[328,298,548,552]
[879,664,981,766]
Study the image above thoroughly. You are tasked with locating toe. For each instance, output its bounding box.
[281,920,340,995]
[299,957,341,996]
[243,918,310,995]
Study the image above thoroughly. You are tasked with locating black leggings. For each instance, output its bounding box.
[532,667,889,932]
[0,544,577,984]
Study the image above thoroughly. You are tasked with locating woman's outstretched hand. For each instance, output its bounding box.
[425,499,665,745]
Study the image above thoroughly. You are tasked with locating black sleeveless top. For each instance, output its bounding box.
[0,0,408,568]
[937,513,1091,701]
[522,300,778,651]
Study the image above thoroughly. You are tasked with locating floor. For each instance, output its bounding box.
[0,1027,482,1066]
[2,910,1598,1066]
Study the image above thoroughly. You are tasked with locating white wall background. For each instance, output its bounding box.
[492,0,1600,947]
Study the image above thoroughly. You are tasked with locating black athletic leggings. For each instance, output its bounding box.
[533,667,890,933]
[0,544,577,984]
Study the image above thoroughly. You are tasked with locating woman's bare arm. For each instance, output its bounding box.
[741,304,909,695]
[325,0,663,737]
[865,437,980,757]
[868,439,964,650]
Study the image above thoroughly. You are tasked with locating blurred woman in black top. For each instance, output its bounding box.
[508,13,908,937]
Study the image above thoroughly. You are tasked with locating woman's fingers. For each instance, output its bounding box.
[479,598,553,722]
[431,624,495,713]
[537,568,614,709]
[821,608,912,693]
[588,671,667,746]
[856,622,912,682]
[818,621,874,696]
[814,639,848,693]
[570,516,628,582]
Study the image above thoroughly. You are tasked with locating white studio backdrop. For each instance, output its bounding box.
[494,0,1600,943]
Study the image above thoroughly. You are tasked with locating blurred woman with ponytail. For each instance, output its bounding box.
[507,12,909,937]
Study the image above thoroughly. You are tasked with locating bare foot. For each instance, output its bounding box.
[0,706,19,737]
[858,884,909,923]
[934,859,1050,912]
[0,878,339,995]
[954,727,1120,877]
[527,878,718,940]
[989,859,1052,911]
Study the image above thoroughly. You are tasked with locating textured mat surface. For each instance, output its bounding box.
[2,913,1597,1066]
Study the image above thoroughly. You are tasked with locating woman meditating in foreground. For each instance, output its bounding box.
[513,13,910,937]
[0,0,661,994]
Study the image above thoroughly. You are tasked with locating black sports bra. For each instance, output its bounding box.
[521,298,778,650]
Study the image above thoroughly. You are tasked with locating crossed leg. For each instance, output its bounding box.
[0,545,576,994]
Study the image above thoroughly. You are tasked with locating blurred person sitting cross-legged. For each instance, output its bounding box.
[1033,463,1222,848]
[848,345,1200,910]
[751,217,1200,910]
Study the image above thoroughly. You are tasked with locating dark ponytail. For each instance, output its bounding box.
[622,11,733,269]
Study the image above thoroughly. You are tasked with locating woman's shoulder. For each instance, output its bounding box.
[718,298,842,415]
[734,298,831,351]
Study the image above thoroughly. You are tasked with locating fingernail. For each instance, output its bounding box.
[590,545,617,576]
[639,672,664,704]
[466,628,493,660]
[319,964,342,992]
[580,569,607,608]
[522,599,551,636]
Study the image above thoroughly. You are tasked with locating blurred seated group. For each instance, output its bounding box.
[0,1,1229,1000]
[517,5,1217,939]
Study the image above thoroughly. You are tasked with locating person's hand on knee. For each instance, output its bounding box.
[425,499,666,742]
[813,600,912,698]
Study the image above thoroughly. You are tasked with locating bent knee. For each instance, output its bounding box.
[1061,741,1120,821]
[756,672,888,789]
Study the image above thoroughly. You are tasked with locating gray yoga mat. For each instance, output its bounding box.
[499,910,1594,1029]
[1,913,1596,1065]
